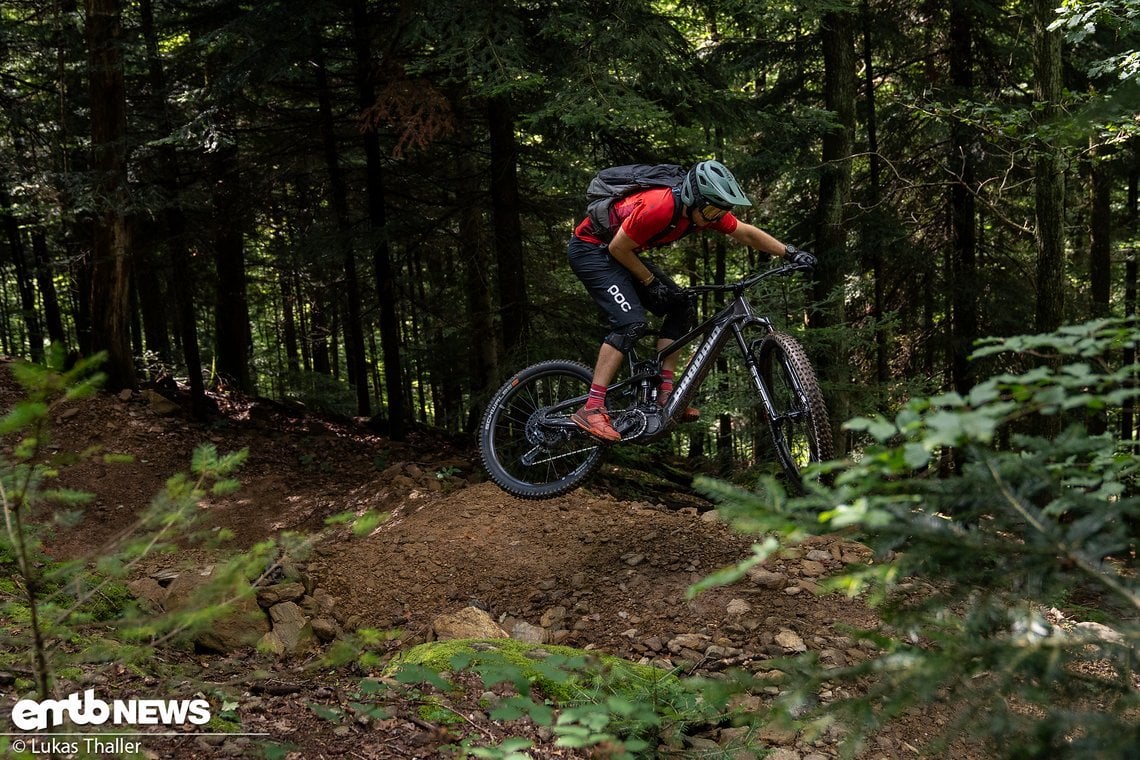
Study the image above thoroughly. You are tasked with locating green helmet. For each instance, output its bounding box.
[681,160,752,209]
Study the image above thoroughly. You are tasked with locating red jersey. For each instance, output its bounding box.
[574,187,738,251]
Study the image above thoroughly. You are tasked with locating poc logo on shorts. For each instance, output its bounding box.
[607,285,632,312]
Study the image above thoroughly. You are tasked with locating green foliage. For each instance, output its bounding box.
[698,318,1140,759]
[0,351,256,706]
[279,370,361,419]
[379,638,731,758]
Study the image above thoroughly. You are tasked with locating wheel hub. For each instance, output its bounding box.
[525,409,568,447]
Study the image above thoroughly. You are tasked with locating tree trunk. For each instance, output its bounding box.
[309,294,331,375]
[315,35,370,417]
[458,132,498,429]
[1087,143,1112,319]
[133,227,172,368]
[57,0,92,355]
[279,266,301,376]
[1032,0,1066,332]
[0,185,45,362]
[1084,145,1113,436]
[209,138,252,392]
[139,0,207,416]
[85,0,135,389]
[352,0,407,439]
[948,0,978,395]
[862,0,888,385]
[811,9,856,452]
[31,231,66,348]
[1123,167,1138,442]
[488,97,529,359]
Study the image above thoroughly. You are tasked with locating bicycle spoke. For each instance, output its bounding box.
[479,361,606,499]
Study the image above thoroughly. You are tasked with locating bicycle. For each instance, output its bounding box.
[479,262,833,499]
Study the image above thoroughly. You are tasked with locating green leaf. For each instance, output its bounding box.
[687,538,776,599]
[190,444,220,474]
[211,478,241,496]
[308,703,343,722]
[103,453,135,464]
[0,402,48,435]
[358,678,389,695]
[903,444,931,470]
[351,511,389,537]
[393,663,454,691]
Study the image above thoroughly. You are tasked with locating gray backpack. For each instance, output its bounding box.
[584,163,687,243]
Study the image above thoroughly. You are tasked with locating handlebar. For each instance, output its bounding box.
[684,262,811,295]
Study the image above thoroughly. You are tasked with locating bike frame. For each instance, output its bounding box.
[535,264,805,444]
[606,264,803,442]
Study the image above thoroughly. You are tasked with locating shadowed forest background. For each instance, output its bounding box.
[2,3,1140,758]
[1,0,1139,462]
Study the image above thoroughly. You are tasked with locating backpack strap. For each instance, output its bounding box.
[589,186,686,248]
[643,187,685,248]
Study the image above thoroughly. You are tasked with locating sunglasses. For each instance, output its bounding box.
[696,203,729,222]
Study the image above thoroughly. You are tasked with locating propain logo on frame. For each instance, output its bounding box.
[10,689,212,731]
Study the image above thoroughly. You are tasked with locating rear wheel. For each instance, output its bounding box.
[752,332,833,488]
[479,360,606,499]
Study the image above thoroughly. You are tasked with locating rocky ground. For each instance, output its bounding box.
[0,365,986,759]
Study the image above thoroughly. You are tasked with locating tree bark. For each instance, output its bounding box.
[352,0,407,438]
[862,0,888,385]
[1032,0,1066,332]
[315,35,370,417]
[948,0,978,395]
[1123,167,1138,442]
[0,185,45,362]
[811,9,856,452]
[31,231,66,348]
[1087,143,1112,319]
[457,128,498,430]
[209,139,252,392]
[86,0,135,389]
[488,98,529,359]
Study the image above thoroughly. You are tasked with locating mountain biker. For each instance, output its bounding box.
[568,159,816,443]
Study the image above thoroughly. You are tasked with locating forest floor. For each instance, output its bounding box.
[0,364,990,760]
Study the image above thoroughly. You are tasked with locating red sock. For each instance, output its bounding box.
[659,369,675,396]
[585,383,607,409]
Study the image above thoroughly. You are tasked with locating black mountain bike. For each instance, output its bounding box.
[479,262,833,499]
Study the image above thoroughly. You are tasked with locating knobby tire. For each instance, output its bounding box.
[755,332,833,489]
[479,360,606,499]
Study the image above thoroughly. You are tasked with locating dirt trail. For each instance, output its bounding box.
[2,371,980,759]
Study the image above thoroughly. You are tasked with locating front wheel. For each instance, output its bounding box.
[479,360,606,499]
[753,333,833,488]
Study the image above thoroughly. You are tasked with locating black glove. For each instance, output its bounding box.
[785,245,817,269]
[645,276,686,308]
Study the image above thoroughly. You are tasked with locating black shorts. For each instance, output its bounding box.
[566,236,690,340]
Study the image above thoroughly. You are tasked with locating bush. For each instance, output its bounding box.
[700,318,1140,759]
[0,347,254,702]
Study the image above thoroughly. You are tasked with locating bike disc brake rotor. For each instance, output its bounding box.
[525,408,569,448]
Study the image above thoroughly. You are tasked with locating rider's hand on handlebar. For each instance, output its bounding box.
[784,245,817,270]
[646,276,687,307]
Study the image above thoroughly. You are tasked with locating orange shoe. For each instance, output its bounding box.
[657,388,700,423]
[571,405,622,443]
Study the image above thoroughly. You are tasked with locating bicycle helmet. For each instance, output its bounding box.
[680,160,752,209]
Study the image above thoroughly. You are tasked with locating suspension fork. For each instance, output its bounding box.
[732,317,780,420]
